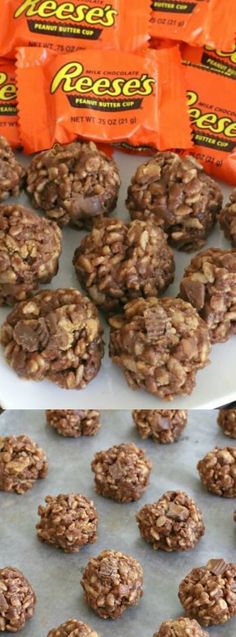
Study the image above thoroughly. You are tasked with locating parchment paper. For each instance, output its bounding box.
[0,409,235,636]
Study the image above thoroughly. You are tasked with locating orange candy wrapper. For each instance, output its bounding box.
[182,43,236,80]
[183,62,236,184]
[150,0,236,50]
[0,0,150,58]
[0,59,20,148]
[16,45,191,154]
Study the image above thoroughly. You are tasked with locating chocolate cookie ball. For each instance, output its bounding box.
[27,141,120,229]
[218,409,236,438]
[0,288,104,389]
[126,152,222,251]
[197,447,236,497]
[136,491,204,551]
[0,567,36,632]
[0,434,48,494]
[36,493,98,553]
[81,550,143,619]
[179,248,236,343]
[46,410,101,437]
[73,217,175,314]
[0,136,25,201]
[48,619,99,637]
[220,190,236,246]
[178,558,236,626]
[91,442,152,503]
[109,297,211,400]
[153,617,209,637]
[132,409,188,443]
[0,204,62,306]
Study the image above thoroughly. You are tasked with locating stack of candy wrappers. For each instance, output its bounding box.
[0,0,236,183]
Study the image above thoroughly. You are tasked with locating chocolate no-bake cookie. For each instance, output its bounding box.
[0,136,25,201]
[218,409,236,438]
[132,409,188,443]
[179,248,236,343]
[73,218,175,314]
[178,558,236,626]
[0,567,36,632]
[220,190,236,246]
[48,619,99,637]
[26,141,120,229]
[91,442,152,503]
[0,434,48,494]
[81,550,143,619]
[0,288,104,389]
[46,410,101,437]
[36,493,98,553]
[136,491,204,551]
[109,297,210,400]
[197,447,236,497]
[0,204,62,306]
[126,152,222,251]
[153,617,209,637]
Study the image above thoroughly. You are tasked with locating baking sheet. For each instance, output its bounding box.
[0,151,235,409]
[0,409,236,636]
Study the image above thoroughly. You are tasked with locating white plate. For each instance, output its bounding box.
[0,151,234,409]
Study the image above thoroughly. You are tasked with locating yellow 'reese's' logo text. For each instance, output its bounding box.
[50,62,156,97]
[0,73,16,101]
[187,90,236,138]
[14,0,118,27]
[205,45,236,65]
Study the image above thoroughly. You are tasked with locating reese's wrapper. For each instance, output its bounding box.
[150,0,236,50]
[183,62,236,184]
[0,59,20,147]
[182,44,236,80]
[0,0,150,58]
[16,46,191,154]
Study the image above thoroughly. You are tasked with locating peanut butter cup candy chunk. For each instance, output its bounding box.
[136,491,204,552]
[36,493,98,553]
[218,409,236,439]
[0,567,36,632]
[81,550,143,619]
[220,190,236,246]
[27,141,120,229]
[153,617,209,637]
[180,248,236,343]
[0,434,48,494]
[91,442,152,503]
[48,619,99,637]
[0,136,25,201]
[46,410,101,437]
[0,288,104,389]
[73,217,175,314]
[197,447,236,497]
[109,297,210,400]
[132,409,188,443]
[126,152,222,251]
[0,204,62,306]
[178,559,236,626]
